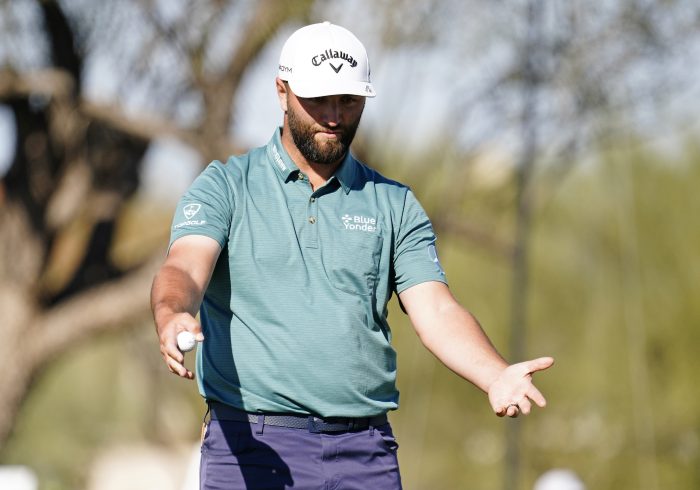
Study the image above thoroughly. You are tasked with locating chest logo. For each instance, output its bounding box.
[183,203,201,220]
[342,214,377,232]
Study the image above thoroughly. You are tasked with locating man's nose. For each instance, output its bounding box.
[320,98,342,125]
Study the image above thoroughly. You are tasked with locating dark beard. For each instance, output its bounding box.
[287,105,360,165]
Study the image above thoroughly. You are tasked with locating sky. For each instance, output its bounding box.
[2,0,700,198]
[0,1,404,196]
[0,5,453,201]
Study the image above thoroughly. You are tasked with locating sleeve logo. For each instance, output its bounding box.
[183,203,201,220]
[174,203,207,229]
[428,244,445,276]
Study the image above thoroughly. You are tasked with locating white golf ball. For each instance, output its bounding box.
[177,331,197,352]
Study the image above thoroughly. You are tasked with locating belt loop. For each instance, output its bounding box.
[308,416,321,434]
[255,413,265,435]
[200,403,212,445]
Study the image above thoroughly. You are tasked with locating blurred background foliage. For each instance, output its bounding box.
[1,0,699,489]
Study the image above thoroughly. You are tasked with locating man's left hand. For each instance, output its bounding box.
[488,357,554,418]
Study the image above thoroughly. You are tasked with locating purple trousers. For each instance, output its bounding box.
[200,416,403,490]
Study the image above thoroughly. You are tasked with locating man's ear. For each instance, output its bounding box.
[275,77,288,113]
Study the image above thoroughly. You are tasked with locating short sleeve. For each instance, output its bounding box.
[392,189,447,294]
[169,162,233,250]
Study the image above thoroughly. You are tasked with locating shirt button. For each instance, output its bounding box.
[310,197,316,203]
[308,216,316,224]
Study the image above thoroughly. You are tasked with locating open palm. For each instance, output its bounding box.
[488,357,554,417]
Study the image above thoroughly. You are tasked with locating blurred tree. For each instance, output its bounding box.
[356,1,700,489]
[1,1,698,487]
[0,0,315,451]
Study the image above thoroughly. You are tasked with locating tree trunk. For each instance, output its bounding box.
[0,0,317,453]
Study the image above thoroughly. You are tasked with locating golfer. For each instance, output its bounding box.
[151,21,553,490]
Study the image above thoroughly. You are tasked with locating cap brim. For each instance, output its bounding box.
[287,78,376,98]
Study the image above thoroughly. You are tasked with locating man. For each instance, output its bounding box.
[151,21,553,490]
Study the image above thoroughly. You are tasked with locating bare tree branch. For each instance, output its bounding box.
[29,252,162,366]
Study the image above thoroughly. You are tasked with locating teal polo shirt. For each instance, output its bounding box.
[170,129,447,417]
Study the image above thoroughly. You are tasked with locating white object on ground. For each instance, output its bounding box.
[0,466,38,490]
[534,469,586,490]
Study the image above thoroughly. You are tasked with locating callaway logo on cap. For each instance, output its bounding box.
[278,21,376,98]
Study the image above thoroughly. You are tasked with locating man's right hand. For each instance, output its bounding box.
[150,235,222,380]
[157,312,204,379]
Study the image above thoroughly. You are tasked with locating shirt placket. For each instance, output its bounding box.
[295,172,320,249]
[306,192,320,248]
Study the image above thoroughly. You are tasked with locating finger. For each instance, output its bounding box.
[166,364,193,379]
[523,356,554,374]
[527,385,547,408]
[517,398,532,415]
[177,329,204,344]
[162,341,184,365]
[178,319,204,342]
[187,323,205,342]
[507,404,519,418]
[166,355,192,379]
[493,395,521,417]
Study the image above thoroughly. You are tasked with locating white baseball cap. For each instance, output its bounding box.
[278,21,376,98]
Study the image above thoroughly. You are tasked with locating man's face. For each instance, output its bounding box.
[285,88,365,165]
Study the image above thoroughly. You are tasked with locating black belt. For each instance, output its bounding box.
[208,401,388,433]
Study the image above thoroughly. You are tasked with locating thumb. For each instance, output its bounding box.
[188,322,204,342]
[524,356,554,374]
[178,315,204,342]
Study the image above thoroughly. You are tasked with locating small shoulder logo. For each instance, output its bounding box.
[428,244,445,276]
[183,203,201,220]
[271,144,288,172]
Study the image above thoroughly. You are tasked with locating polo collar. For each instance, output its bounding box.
[333,151,357,195]
[266,129,300,182]
[266,128,357,193]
